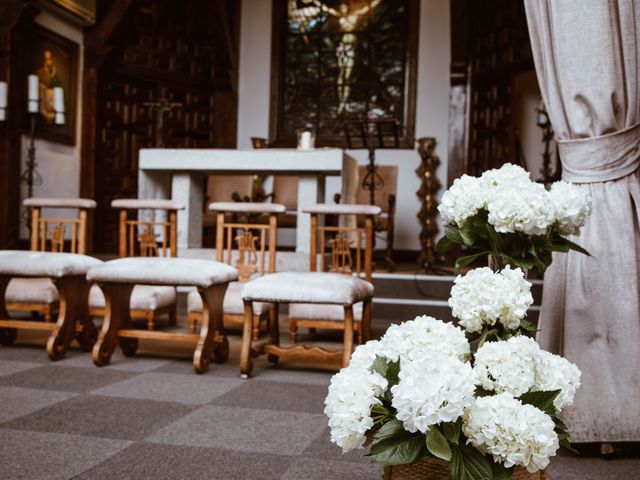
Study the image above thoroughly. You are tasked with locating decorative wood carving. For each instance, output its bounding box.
[328,232,353,275]
[416,137,442,270]
[138,224,158,257]
[235,229,258,282]
[50,223,65,252]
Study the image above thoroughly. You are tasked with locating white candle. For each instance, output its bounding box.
[299,131,312,150]
[0,81,7,108]
[53,87,64,112]
[28,75,39,113]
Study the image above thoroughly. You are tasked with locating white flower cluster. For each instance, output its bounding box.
[391,350,475,434]
[549,181,592,236]
[463,393,559,472]
[377,315,470,362]
[474,336,581,413]
[449,266,533,333]
[437,163,591,236]
[324,364,387,451]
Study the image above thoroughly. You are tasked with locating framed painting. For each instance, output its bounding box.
[269,0,419,148]
[23,23,79,145]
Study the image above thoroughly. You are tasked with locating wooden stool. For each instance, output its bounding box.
[239,271,374,378]
[0,251,101,359]
[88,257,238,374]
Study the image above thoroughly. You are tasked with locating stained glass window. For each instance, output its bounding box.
[270,0,418,147]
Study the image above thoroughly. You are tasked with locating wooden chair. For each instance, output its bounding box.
[202,175,254,230]
[88,199,183,330]
[187,202,285,339]
[239,204,380,378]
[271,176,298,228]
[5,197,96,322]
[335,165,397,270]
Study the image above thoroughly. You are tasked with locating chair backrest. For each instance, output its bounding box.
[304,204,381,282]
[210,202,285,282]
[272,176,298,211]
[355,165,398,212]
[112,199,184,258]
[25,197,96,254]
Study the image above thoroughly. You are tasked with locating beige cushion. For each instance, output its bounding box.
[187,282,270,316]
[24,197,97,209]
[302,203,381,216]
[208,202,286,214]
[0,251,102,278]
[241,272,374,305]
[111,199,185,210]
[5,278,59,304]
[289,302,363,322]
[87,258,238,288]
[89,284,176,311]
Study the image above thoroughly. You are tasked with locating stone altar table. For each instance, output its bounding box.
[138,148,358,252]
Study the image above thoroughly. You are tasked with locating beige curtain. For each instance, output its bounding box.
[525,0,640,442]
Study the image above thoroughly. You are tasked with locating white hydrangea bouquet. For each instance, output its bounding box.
[325,267,580,480]
[436,164,591,272]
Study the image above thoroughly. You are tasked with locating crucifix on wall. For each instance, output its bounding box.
[144,96,183,147]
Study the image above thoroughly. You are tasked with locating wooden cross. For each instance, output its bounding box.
[144,96,183,147]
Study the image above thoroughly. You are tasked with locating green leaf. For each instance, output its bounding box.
[492,462,513,480]
[519,390,561,415]
[436,235,457,253]
[386,360,400,389]
[371,403,393,425]
[485,223,504,252]
[367,420,427,465]
[450,444,493,480]
[372,356,389,377]
[455,251,490,271]
[559,436,579,454]
[442,420,461,445]
[477,328,499,348]
[426,427,452,461]
[459,223,478,247]
[445,225,465,244]
[561,237,591,256]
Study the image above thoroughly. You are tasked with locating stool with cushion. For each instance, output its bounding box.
[88,257,238,374]
[0,251,101,359]
[89,199,183,330]
[239,204,380,378]
[187,202,285,339]
[5,197,96,322]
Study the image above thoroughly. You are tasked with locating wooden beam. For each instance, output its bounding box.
[210,0,238,93]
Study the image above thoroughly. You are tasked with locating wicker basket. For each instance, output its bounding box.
[382,456,548,480]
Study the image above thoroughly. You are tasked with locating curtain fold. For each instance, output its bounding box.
[525,0,640,442]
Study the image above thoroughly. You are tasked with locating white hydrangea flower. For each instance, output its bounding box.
[349,339,384,370]
[473,336,540,397]
[486,182,556,235]
[549,181,592,236]
[324,365,388,452]
[438,174,487,226]
[391,351,475,433]
[379,315,470,363]
[463,393,559,472]
[533,350,582,412]
[449,266,533,333]
[480,163,533,190]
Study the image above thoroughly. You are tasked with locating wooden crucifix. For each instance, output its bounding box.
[144,96,183,148]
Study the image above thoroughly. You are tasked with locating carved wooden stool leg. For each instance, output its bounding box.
[267,303,280,364]
[252,314,260,341]
[187,315,197,334]
[146,312,155,331]
[93,283,134,366]
[46,275,90,360]
[362,298,372,343]
[72,280,98,351]
[194,283,228,373]
[44,306,53,323]
[289,319,298,344]
[240,300,255,378]
[0,277,17,346]
[342,305,355,368]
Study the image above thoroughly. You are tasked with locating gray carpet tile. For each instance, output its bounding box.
[0,365,136,393]
[2,394,197,441]
[212,379,329,413]
[0,428,131,480]
[0,359,41,376]
[302,426,377,464]
[75,442,293,480]
[0,386,76,423]
[90,371,244,405]
[53,350,173,372]
[280,457,382,480]
[0,345,51,363]
[148,405,328,456]
[255,367,332,386]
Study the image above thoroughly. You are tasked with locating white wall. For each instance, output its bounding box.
[238,0,452,251]
[19,10,83,239]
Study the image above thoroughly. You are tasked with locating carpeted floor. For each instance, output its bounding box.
[0,325,638,479]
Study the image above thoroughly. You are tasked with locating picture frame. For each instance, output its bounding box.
[22,23,79,146]
[269,0,419,149]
